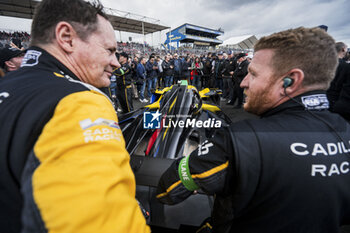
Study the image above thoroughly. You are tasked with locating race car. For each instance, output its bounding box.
[118,83,231,232]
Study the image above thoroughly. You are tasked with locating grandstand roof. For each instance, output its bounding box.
[168,23,224,36]
[0,0,169,34]
[221,35,258,50]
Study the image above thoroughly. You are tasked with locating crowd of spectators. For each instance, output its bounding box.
[10,30,349,111]
[0,31,30,49]
[113,45,350,110]
[0,30,249,57]
[115,43,350,110]
[116,41,156,55]
[3,31,349,111]
[111,50,252,109]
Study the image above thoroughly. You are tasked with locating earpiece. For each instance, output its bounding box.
[283,77,294,88]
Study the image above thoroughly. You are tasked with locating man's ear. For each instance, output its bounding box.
[54,22,77,53]
[4,60,15,70]
[280,68,304,96]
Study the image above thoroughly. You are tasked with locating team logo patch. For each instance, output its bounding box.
[79,118,120,130]
[301,94,329,110]
[79,118,121,143]
[21,50,42,67]
[143,110,161,129]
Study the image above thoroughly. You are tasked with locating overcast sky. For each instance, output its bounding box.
[1,0,349,47]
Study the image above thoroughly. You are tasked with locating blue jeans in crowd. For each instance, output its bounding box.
[147,77,157,97]
[191,75,200,90]
[164,76,173,87]
[139,81,146,100]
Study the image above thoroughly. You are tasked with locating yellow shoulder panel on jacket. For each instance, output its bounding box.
[33,90,150,233]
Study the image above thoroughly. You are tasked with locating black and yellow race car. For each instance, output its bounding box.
[118,83,231,232]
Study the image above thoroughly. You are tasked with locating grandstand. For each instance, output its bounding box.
[0,30,159,56]
[164,23,224,51]
[0,0,169,53]
[0,1,169,34]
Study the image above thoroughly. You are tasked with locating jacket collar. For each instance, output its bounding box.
[261,90,329,118]
[21,46,80,81]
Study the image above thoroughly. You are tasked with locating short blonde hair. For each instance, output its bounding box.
[254,27,338,89]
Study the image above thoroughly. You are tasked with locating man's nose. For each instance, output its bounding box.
[111,55,121,69]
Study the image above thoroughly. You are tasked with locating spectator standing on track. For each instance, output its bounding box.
[227,51,238,105]
[202,56,212,88]
[145,55,158,98]
[173,53,182,84]
[162,55,174,87]
[214,52,225,94]
[182,56,192,84]
[231,53,249,108]
[131,54,140,99]
[222,52,232,100]
[137,57,148,102]
[156,55,163,88]
[191,57,203,90]
[327,42,350,121]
